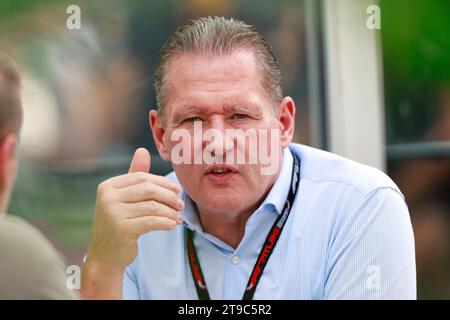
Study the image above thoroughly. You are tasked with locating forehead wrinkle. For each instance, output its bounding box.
[165,51,272,122]
[226,105,259,114]
[168,51,257,89]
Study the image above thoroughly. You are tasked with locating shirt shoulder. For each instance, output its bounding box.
[289,143,402,198]
[0,215,56,256]
[0,215,77,299]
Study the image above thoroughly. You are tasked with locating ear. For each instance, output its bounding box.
[276,97,296,148]
[149,110,170,161]
[0,133,19,193]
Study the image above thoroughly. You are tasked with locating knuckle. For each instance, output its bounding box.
[144,182,156,197]
[97,181,114,201]
[144,216,157,231]
[170,194,181,207]
[147,200,158,213]
[168,208,177,219]
[96,181,107,195]
[99,190,115,206]
[134,172,149,183]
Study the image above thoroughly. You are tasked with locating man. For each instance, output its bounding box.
[0,52,76,299]
[81,17,416,299]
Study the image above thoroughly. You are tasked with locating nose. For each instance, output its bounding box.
[203,117,234,161]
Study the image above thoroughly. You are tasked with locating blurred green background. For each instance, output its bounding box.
[381,0,450,299]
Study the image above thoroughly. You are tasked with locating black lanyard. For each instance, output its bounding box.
[186,151,301,300]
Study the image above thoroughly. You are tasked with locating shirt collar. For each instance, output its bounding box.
[182,192,202,232]
[258,147,293,215]
[181,147,294,231]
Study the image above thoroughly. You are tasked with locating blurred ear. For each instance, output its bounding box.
[277,97,296,148]
[149,110,170,161]
[0,133,19,192]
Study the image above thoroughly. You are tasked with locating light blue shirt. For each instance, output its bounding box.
[123,143,416,299]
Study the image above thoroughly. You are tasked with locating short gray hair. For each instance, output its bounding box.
[154,16,283,123]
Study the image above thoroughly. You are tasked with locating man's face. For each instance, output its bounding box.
[152,50,292,220]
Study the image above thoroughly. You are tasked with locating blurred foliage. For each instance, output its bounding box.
[380,0,450,144]
[0,0,59,18]
[382,0,450,300]
[381,0,450,85]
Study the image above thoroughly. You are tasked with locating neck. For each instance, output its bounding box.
[195,181,275,249]
[197,207,254,249]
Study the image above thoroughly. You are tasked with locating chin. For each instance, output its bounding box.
[197,192,247,212]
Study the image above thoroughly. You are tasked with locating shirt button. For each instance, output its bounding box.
[231,255,240,265]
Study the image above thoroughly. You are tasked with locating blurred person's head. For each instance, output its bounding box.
[0,52,22,214]
[150,16,295,222]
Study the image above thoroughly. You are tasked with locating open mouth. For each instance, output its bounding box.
[205,165,237,182]
[210,168,232,174]
[206,165,237,174]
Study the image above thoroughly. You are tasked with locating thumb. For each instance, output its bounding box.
[128,148,151,173]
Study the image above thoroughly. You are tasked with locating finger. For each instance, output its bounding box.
[123,200,183,223]
[128,148,151,173]
[128,216,178,235]
[106,172,181,193]
[118,181,185,211]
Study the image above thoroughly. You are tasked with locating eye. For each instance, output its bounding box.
[232,114,248,120]
[185,117,203,123]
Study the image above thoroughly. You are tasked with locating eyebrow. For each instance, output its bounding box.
[226,105,264,118]
[172,108,202,124]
